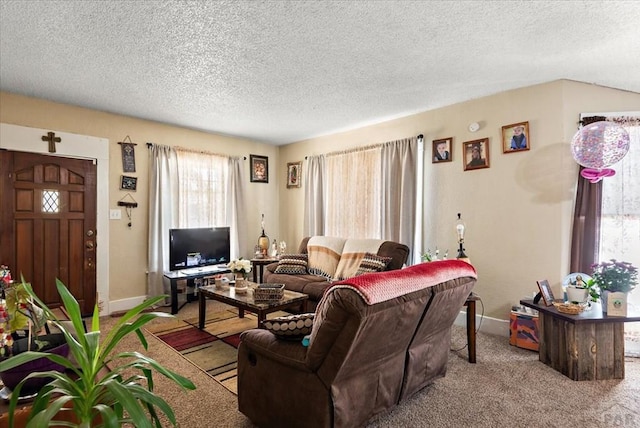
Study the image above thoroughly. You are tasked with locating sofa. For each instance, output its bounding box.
[237,260,477,428]
[262,236,410,310]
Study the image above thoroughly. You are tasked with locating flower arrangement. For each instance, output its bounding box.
[0,267,48,358]
[591,259,638,294]
[421,247,448,262]
[228,258,252,278]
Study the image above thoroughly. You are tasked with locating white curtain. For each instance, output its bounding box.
[227,156,248,259]
[600,119,640,316]
[147,144,178,300]
[326,147,382,238]
[303,155,325,237]
[305,138,417,255]
[175,149,228,228]
[382,138,417,262]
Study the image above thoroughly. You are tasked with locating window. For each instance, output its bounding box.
[175,149,228,228]
[42,190,59,213]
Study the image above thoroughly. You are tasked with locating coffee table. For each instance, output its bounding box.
[520,298,640,380]
[198,283,308,329]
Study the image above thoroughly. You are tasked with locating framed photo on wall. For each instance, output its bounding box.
[120,175,137,191]
[463,138,490,171]
[536,279,556,306]
[432,137,453,163]
[287,161,302,188]
[502,121,530,153]
[250,155,269,183]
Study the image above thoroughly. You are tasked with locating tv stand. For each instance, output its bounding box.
[164,268,230,314]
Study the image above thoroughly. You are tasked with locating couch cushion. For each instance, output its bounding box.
[263,313,315,340]
[333,239,385,280]
[355,252,391,276]
[274,254,308,275]
[307,236,346,280]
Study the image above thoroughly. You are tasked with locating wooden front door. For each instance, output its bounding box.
[0,150,97,315]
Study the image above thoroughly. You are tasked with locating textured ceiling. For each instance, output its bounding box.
[1,1,639,145]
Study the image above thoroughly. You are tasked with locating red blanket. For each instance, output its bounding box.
[329,260,477,305]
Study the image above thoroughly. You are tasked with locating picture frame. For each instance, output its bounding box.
[286,161,302,188]
[463,138,490,171]
[502,121,530,153]
[432,137,453,163]
[536,279,556,306]
[250,155,269,183]
[120,175,137,191]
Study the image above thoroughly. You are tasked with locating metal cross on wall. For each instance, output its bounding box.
[41,131,61,153]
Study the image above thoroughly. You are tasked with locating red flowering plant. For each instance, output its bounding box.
[0,267,48,358]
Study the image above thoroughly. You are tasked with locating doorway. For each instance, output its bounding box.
[1,151,97,314]
[0,123,110,315]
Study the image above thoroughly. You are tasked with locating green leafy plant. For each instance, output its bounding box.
[0,279,196,427]
[591,259,638,294]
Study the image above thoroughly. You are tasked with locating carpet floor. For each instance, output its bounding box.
[99,299,640,428]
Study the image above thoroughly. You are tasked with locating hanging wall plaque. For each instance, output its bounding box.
[118,136,137,172]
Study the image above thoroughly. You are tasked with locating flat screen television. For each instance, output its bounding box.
[169,227,231,271]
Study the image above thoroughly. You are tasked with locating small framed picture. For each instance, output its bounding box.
[536,279,556,306]
[502,121,530,153]
[250,155,269,183]
[463,138,490,171]
[120,175,137,191]
[432,137,453,163]
[287,161,302,188]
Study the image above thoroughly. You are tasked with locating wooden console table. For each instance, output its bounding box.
[520,299,640,380]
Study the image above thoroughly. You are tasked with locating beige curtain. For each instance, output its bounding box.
[305,138,417,256]
[382,138,417,262]
[147,144,178,300]
[227,156,248,258]
[303,155,325,237]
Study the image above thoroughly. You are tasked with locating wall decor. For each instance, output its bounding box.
[463,138,490,171]
[120,175,138,191]
[432,137,453,163]
[287,161,302,188]
[118,136,137,172]
[502,121,530,153]
[250,155,269,183]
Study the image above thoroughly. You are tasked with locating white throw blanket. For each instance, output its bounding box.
[307,236,346,280]
[333,239,384,280]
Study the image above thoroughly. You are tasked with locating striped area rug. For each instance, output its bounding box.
[146,309,255,394]
[145,308,287,394]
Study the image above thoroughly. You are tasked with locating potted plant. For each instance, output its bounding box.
[591,259,638,312]
[228,258,252,286]
[0,268,69,394]
[0,278,196,427]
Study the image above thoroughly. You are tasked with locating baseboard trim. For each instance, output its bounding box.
[108,295,148,315]
[454,311,509,338]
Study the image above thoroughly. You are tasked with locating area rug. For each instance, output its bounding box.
[144,308,287,394]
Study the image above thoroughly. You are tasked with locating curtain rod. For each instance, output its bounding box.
[146,143,246,159]
[305,134,422,159]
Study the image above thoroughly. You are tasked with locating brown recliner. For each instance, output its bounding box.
[238,260,477,428]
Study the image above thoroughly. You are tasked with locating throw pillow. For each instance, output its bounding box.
[263,313,315,340]
[274,254,308,275]
[355,252,392,276]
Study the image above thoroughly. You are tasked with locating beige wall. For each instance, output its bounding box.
[2,81,638,318]
[0,91,279,306]
[277,80,640,319]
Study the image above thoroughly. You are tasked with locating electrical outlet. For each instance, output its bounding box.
[109,209,122,220]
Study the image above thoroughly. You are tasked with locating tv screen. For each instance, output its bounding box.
[169,227,231,271]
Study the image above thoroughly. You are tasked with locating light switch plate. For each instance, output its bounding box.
[110,209,122,220]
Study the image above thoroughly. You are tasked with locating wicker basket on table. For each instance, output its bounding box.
[254,283,285,302]
[553,302,586,314]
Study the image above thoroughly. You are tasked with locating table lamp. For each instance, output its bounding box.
[455,213,470,264]
[257,213,270,257]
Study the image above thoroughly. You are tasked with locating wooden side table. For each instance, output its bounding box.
[251,257,278,283]
[520,298,640,380]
